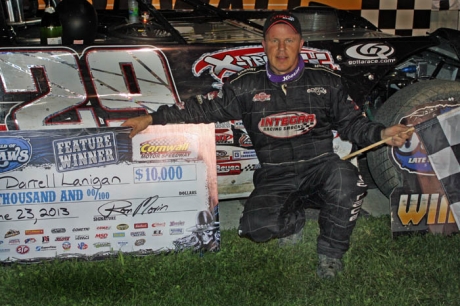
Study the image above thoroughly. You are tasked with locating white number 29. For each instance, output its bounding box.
[0,46,179,130]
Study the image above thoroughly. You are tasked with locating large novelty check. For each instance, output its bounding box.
[0,124,218,262]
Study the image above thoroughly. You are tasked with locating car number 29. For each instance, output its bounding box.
[0,46,180,130]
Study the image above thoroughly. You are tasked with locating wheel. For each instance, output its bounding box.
[357,156,377,189]
[367,79,460,197]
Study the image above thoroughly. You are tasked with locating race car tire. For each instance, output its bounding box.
[357,156,377,189]
[367,79,460,198]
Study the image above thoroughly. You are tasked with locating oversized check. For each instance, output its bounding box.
[0,124,219,262]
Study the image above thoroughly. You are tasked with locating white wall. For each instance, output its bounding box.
[431,10,460,31]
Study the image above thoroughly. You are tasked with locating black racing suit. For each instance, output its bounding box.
[151,65,385,259]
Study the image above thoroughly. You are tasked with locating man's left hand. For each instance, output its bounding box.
[381,124,414,147]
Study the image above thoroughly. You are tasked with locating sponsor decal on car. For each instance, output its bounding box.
[238,134,252,147]
[345,42,396,66]
[193,46,338,88]
[216,150,229,160]
[217,162,241,175]
[232,150,257,160]
[215,132,233,145]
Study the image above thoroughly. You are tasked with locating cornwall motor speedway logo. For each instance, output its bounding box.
[192,46,339,88]
[0,137,32,174]
[133,133,198,162]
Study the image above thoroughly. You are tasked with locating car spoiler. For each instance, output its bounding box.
[138,0,187,44]
[179,0,264,31]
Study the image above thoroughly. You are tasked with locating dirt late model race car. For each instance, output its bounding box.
[1,1,460,200]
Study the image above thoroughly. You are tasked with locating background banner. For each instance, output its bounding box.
[390,103,459,236]
[0,124,219,262]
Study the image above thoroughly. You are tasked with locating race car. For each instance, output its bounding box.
[1,0,460,199]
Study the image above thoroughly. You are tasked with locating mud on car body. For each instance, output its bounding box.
[1,1,460,199]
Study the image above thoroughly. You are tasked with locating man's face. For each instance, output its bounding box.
[262,23,304,75]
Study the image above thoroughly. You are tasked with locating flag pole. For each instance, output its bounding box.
[341,127,415,160]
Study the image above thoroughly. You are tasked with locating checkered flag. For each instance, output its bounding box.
[415,107,460,228]
[242,164,259,172]
[297,121,316,133]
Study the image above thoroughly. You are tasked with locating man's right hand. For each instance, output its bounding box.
[121,115,153,138]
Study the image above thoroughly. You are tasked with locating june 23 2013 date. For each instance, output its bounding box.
[0,207,70,224]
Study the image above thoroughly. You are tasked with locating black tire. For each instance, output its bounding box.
[367,79,460,197]
[357,156,377,189]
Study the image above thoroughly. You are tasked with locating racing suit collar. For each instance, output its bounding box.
[266,55,304,83]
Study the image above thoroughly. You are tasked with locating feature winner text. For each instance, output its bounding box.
[53,132,118,172]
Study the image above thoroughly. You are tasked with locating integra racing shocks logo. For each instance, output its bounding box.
[258,111,317,138]
[192,46,339,88]
[0,137,32,173]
